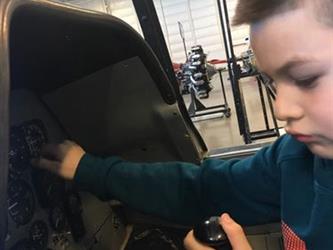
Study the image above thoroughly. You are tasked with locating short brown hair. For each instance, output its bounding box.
[233,0,333,27]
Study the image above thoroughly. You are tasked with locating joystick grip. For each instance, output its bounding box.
[193,216,232,250]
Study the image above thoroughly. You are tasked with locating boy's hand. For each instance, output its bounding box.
[31,140,85,180]
[183,213,252,250]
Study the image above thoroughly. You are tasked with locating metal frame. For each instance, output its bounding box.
[216,0,280,143]
[187,69,231,119]
[243,72,280,140]
[132,0,179,94]
[133,0,279,144]
[216,0,252,143]
[132,0,207,149]
[0,0,10,246]
[178,21,188,59]
[133,0,231,121]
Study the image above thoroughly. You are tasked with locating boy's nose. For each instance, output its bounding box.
[274,82,304,122]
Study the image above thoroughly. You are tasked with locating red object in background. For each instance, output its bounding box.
[172,63,182,72]
[207,59,227,64]
[173,59,227,68]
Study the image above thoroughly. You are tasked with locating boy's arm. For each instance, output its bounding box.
[33,137,285,226]
[73,138,284,226]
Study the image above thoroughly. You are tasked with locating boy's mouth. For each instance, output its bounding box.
[290,133,315,143]
[285,128,315,142]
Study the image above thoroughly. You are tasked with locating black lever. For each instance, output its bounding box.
[193,216,232,250]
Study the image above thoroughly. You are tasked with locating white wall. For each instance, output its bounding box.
[55,0,108,12]
[57,0,250,63]
[108,0,143,34]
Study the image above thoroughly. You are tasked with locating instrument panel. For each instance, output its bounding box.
[7,119,85,250]
[6,90,128,250]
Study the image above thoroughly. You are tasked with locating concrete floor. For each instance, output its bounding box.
[183,70,286,152]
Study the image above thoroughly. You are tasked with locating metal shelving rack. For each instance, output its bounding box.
[132,0,280,144]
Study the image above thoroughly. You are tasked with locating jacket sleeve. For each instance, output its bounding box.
[74,136,286,226]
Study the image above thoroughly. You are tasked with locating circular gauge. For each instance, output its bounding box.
[7,180,35,226]
[49,205,68,233]
[29,220,49,250]
[9,126,30,174]
[10,239,37,250]
[21,120,47,158]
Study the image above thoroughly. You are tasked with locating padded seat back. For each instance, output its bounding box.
[5,0,207,162]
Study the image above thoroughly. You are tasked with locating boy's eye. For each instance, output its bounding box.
[293,75,320,89]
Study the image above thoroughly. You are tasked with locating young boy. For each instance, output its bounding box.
[32,0,333,249]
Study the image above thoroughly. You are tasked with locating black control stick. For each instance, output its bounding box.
[193,216,232,250]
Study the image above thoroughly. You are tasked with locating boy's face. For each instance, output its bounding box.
[250,6,333,159]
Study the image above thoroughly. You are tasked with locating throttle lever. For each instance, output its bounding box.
[193,216,232,250]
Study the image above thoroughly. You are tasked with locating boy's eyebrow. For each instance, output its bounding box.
[275,59,313,76]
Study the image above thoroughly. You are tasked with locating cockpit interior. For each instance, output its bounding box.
[0,1,283,249]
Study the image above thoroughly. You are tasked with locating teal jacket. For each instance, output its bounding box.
[74,135,333,250]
